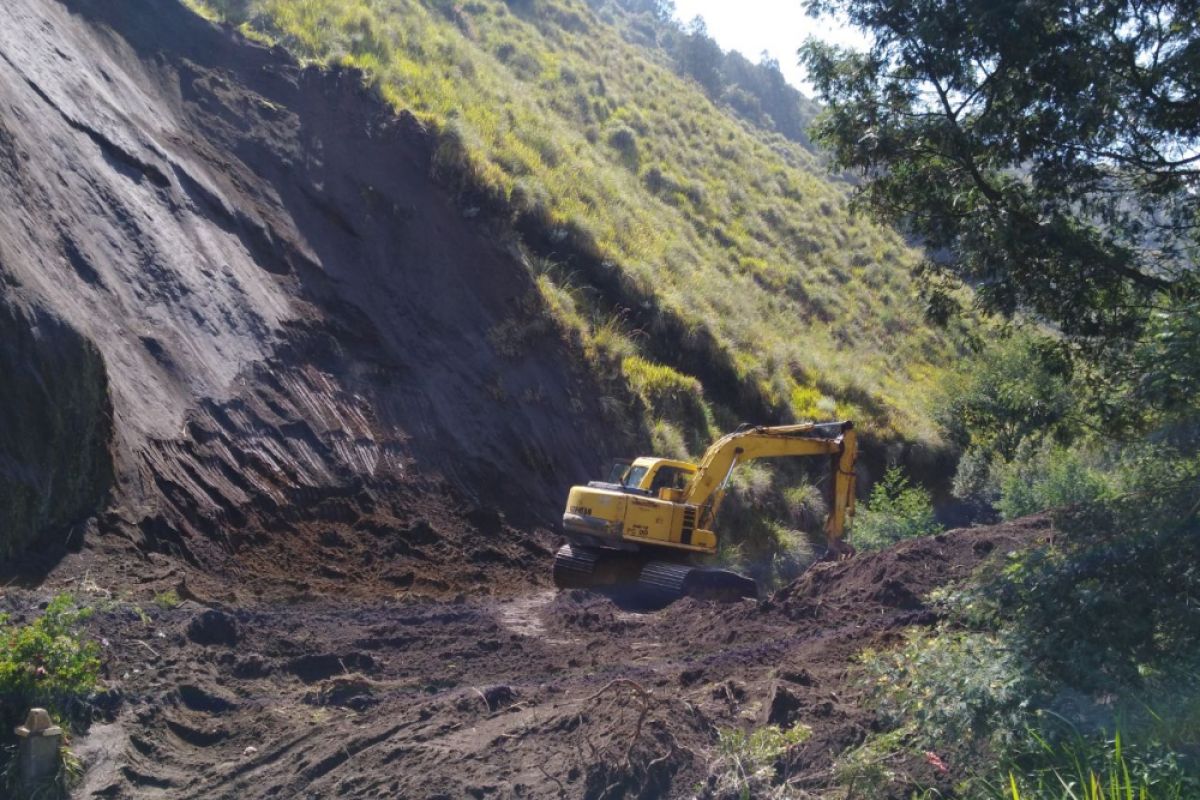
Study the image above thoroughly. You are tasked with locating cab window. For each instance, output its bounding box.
[605,461,631,483]
[649,466,690,493]
[623,465,649,488]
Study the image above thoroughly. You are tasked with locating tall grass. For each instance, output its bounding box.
[185,0,956,442]
[998,731,1195,800]
[711,723,812,798]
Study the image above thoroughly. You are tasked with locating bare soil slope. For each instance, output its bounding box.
[0,0,615,569]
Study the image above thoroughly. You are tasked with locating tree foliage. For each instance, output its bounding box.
[676,15,724,95]
[800,0,1200,416]
[936,331,1077,459]
[959,449,1200,691]
[853,465,942,550]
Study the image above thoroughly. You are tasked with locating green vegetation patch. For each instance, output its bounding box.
[852,465,942,551]
[0,594,101,732]
[185,0,954,443]
[709,722,812,798]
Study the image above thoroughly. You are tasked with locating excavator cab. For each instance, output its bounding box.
[648,465,691,500]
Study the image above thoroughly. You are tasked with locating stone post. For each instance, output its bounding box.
[14,707,62,792]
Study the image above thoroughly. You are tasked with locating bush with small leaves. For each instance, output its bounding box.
[852,466,942,551]
[994,442,1110,520]
[0,594,100,733]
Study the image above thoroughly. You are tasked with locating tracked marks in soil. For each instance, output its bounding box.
[495,588,578,646]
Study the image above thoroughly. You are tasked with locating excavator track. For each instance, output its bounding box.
[639,561,758,604]
[552,544,645,590]
[554,544,757,606]
[551,543,601,589]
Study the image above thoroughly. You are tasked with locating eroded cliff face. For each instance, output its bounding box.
[0,0,611,561]
[0,302,113,556]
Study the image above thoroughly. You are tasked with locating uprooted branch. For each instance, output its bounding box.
[581,678,654,766]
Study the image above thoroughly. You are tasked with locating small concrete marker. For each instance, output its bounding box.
[15,707,63,791]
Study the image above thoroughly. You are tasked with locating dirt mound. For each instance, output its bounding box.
[0,0,619,568]
[768,514,1054,622]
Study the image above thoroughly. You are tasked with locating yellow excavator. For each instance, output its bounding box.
[554,421,858,604]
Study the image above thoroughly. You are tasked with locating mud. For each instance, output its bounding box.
[0,514,1049,799]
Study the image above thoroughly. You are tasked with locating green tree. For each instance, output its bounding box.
[936,331,1077,460]
[853,466,942,550]
[800,0,1200,416]
[676,15,724,95]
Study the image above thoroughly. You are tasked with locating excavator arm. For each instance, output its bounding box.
[685,420,858,556]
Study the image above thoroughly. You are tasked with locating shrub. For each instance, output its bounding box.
[621,356,712,452]
[783,482,826,530]
[717,464,819,590]
[831,728,913,797]
[951,446,1000,511]
[856,620,1200,797]
[971,521,1200,693]
[951,450,1200,691]
[606,124,638,165]
[765,522,816,586]
[649,419,689,461]
[852,466,942,551]
[994,442,1110,520]
[0,594,100,732]
[934,331,1077,459]
[861,629,1033,759]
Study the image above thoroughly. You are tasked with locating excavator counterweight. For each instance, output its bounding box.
[554,421,858,605]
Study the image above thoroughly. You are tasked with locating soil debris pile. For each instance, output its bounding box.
[769,513,1053,622]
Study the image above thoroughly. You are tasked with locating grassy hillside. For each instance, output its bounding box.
[188,0,953,452]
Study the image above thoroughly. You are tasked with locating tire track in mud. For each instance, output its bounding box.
[68,598,912,795]
[495,588,580,646]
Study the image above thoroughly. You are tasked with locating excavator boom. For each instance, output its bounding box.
[685,421,857,550]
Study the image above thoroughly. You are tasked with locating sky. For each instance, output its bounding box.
[670,0,868,95]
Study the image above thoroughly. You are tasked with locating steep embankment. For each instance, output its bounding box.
[0,0,616,568]
[191,0,955,448]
